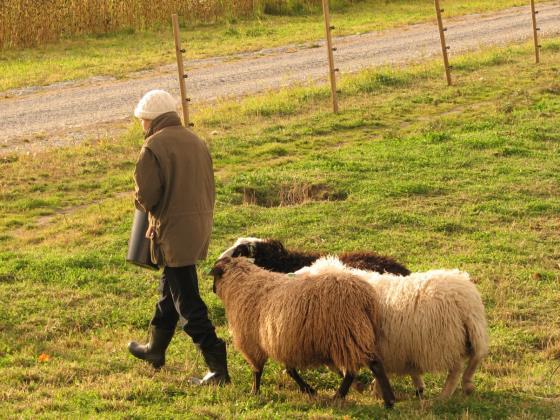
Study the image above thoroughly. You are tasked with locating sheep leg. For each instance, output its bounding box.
[411,374,425,398]
[286,368,316,395]
[251,369,263,394]
[369,360,396,409]
[462,353,484,395]
[440,362,462,398]
[333,372,355,399]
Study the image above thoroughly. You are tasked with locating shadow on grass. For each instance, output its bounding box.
[177,387,560,418]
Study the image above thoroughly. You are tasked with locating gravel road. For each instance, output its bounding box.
[1,3,558,154]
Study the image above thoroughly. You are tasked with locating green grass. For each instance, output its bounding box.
[0,0,531,92]
[1,40,560,417]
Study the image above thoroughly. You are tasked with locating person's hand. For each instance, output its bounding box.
[145,226,156,239]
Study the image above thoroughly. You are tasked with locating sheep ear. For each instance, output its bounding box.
[210,265,225,278]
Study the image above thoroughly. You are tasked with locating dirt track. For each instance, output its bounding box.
[1,3,558,154]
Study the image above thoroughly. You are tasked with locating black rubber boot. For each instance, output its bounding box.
[192,340,231,385]
[127,327,174,369]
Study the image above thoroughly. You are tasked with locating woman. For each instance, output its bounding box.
[127,89,229,386]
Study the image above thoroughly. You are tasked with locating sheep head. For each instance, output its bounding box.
[210,257,230,294]
[218,237,264,259]
[210,256,257,295]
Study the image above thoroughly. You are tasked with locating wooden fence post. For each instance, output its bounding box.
[434,0,452,86]
[171,14,192,126]
[530,0,541,63]
[321,0,339,113]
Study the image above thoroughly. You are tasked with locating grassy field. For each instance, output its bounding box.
[0,0,532,92]
[1,40,560,418]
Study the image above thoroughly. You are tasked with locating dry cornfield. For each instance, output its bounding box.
[0,0,326,49]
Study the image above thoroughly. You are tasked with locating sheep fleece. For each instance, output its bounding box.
[297,258,488,375]
[216,259,381,373]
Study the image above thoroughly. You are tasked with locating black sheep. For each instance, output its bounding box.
[219,238,410,276]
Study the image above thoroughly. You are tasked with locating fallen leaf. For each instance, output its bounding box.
[38,353,50,362]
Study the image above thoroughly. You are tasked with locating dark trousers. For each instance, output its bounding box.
[150,265,220,350]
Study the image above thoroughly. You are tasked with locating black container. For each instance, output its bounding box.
[126,209,158,270]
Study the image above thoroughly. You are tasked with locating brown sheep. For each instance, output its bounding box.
[210,257,396,407]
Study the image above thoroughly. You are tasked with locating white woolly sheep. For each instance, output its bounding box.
[210,256,396,407]
[295,257,489,399]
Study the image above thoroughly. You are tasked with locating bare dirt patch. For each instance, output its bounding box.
[239,182,348,207]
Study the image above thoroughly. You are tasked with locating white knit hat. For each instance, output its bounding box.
[134,89,178,120]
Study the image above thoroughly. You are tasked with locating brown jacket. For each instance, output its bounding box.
[134,112,215,267]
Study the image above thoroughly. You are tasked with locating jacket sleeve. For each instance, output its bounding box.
[134,147,163,213]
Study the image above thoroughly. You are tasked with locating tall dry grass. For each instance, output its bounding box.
[0,0,329,49]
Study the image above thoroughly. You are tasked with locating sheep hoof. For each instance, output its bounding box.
[463,382,475,395]
[415,388,424,399]
[384,400,395,409]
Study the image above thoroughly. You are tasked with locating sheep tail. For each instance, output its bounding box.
[461,303,489,393]
[465,315,488,358]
